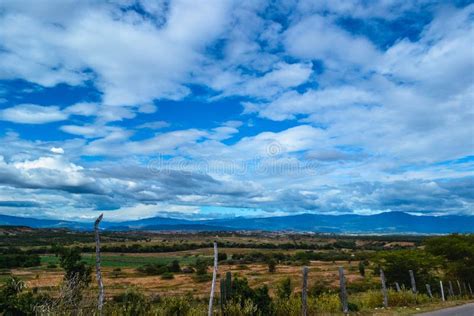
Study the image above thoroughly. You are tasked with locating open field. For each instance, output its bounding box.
[0,227,473,315]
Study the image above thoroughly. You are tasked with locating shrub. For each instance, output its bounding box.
[168,260,181,273]
[359,261,365,277]
[276,277,292,300]
[223,299,257,316]
[137,263,169,275]
[267,259,276,273]
[161,272,174,280]
[309,279,334,297]
[111,288,150,316]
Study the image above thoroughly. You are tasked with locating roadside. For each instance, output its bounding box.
[416,302,474,316]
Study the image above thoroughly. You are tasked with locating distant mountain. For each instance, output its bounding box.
[1,212,473,234]
[0,214,90,230]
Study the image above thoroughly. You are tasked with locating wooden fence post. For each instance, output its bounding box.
[448,281,454,298]
[395,282,401,292]
[302,266,309,316]
[208,242,218,316]
[380,269,388,308]
[440,281,445,302]
[456,280,462,296]
[425,284,433,299]
[409,270,417,293]
[468,283,473,297]
[338,267,349,314]
[94,214,105,314]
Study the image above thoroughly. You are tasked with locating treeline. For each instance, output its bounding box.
[0,239,412,256]
[0,252,40,269]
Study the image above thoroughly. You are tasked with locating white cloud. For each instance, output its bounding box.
[0,1,472,219]
[50,147,64,154]
[0,104,68,124]
[65,102,99,116]
[136,121,170,130]
[284,14,380,68]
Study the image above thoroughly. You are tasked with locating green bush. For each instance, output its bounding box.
[161,272,174,280]
[111,288,150,316]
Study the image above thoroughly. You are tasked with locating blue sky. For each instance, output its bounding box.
[0,0,473,221]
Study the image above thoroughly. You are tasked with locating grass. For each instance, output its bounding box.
[40,253,205,268]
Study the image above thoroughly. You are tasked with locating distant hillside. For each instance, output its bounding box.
[1,212,473,234]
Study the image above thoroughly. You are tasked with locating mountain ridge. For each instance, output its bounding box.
[0,212,473,234]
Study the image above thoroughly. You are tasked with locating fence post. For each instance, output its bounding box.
[425,284,433,299]
[395,282,401,292]
[468,283,473,297]
[456,280,462,296]
[208,242,218,316]
[94,214,105,314]
[449,281,455,298]
[302,266,309,316]
[338,267,349,314]
[380,269,388,308]
[220,278,225,311]
[409,270,417,293]
[440,281,445,302]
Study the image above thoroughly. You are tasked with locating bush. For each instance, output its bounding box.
[276,277,292,300]
[353,289,431,309]
[137,263,169,275]
[111,267,122,278]
[267,259,276,273]
[161,272,174,280]
[309,279,334,297]
[111,288,150,316]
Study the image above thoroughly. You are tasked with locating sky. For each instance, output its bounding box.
[0,0,473,222]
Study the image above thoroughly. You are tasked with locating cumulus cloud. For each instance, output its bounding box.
[0,104,68,124]
[0,1,472,220]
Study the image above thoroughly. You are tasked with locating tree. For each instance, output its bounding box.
[358,261,365,277]
[268,259,276,273]
[425,234,474,284]
[195,258,209,275]
[376,250,440,290]
[55,246,91,305]
[230,277,273,315]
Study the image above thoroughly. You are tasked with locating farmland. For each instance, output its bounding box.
[0,227,473,315]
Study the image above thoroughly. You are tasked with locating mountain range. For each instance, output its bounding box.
[0,212,473,234]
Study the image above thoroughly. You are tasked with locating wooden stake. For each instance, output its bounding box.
[302,266,309,316]
[456,280,462,296]
[395,282,401,292]
[440,281,445,302]
[380,269,388,308]
[468,283,473,296]
[409,270,417,293]
[94,214,105,314]
[425,284,433,299]
[449,281,454,297]
[338,267,349,314]
[208,242,218,316]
